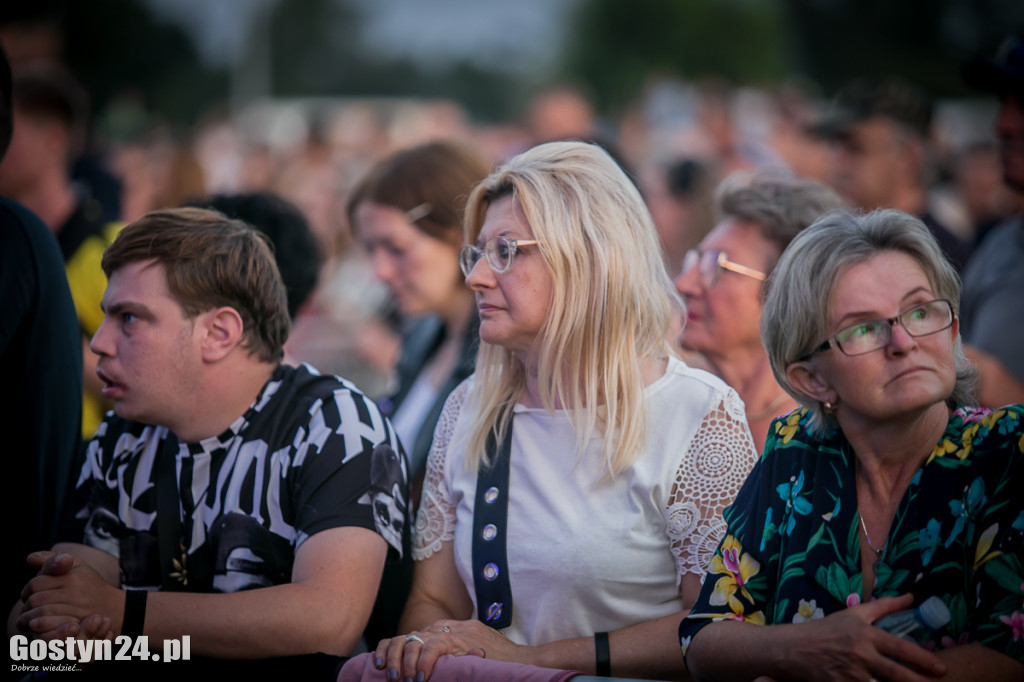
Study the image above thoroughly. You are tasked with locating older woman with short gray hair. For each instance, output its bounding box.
[679,209,1023,681]
[674,171,843,452]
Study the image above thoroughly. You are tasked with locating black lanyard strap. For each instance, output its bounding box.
[471,417,514,629]
[156,431,187,590]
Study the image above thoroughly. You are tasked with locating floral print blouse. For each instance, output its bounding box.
[679,404,1024,664]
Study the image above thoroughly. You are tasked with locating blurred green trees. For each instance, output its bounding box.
[4,0,1021,126]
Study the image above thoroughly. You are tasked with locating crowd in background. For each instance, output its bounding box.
[2,20,1021,491]
[3,11,1023,680]
[6,56,1019,408]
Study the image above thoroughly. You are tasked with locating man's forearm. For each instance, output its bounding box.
[139,527,388,659]
[19,528,388,659]
[141,582,367,658]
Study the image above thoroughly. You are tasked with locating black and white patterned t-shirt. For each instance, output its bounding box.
[61,363,408,593]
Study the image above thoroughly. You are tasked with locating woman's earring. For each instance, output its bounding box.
[823,400,835,414]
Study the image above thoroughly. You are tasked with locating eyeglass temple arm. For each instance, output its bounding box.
[719,258,767,281]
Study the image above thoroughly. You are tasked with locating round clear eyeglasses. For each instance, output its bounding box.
[459,236,538,277]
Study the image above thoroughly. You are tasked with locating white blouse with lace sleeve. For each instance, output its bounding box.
[413,365,757,578]
[411,379,467,560]
[664,389,757,578]
[409,359,758,644]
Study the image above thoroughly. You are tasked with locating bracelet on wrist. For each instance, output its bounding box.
[122,589,147,638]
[594,631,610,677]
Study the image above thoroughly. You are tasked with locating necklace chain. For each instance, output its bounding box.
[858,513,886,556]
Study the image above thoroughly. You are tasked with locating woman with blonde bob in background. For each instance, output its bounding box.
[679,210,1023,681]
[361,141,758,681]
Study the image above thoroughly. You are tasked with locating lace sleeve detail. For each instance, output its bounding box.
[665,388,757,582]
[411,379,469,560]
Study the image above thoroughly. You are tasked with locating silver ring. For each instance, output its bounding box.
[442,625,451,633]
[406,634,425,644]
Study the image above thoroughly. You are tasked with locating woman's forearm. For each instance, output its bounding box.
[685,621,788,682]
[934,641,1023,681]
[685,601,950,682]
[397,540,474,634]
[531,610,689,680]
[398,597,460,634]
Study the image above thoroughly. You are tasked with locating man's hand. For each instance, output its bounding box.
[25,551,75,577]
[49,613,114,642]
[18,552,125,641]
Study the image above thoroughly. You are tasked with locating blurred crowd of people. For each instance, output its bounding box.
[3,32,1020,411]
[2,13,1023,679]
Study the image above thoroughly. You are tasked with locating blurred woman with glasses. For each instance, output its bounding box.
[680,210,1023,681]
[674,171,843,452]
[368,141,758,681]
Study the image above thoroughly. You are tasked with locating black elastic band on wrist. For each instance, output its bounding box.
[122,590,147,638]
[594,631,610,677]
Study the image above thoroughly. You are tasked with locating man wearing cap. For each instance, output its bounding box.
[816,77,973,273]
[961,37,1024,406]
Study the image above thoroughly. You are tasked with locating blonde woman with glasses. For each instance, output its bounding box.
[680,210,1023,681]
[674,171,844,453]
[365,141,758,681]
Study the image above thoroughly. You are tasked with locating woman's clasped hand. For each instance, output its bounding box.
[774,594,947,681]
[376,620,525,681]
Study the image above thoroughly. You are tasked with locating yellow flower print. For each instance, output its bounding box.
[777,411,802,444]
[974,523,1003,571]
[956,423,981,460]
[980,409,1009,431]
[709,535,761,614]
[927,438,958,464]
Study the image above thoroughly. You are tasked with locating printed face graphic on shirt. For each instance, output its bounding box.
[211,512,292,592]
[359,443,407,549]
[82,506,121,557]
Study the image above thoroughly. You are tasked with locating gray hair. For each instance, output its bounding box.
[760,209,977,432]
[716,170,845,272]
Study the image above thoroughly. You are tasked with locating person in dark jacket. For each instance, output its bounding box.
[348,140,491,507]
